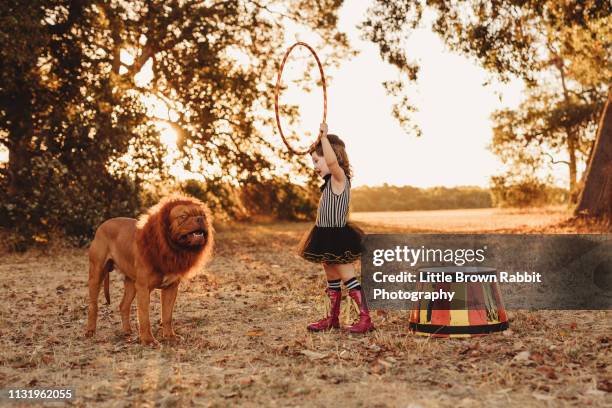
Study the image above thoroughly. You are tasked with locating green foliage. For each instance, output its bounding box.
[363,1,610,85]
[0,155,141,251]
[0,0,348,249]
[351,184,492,212]
[157,177,319,222]
[180,178,248,222]
[489,88,602,198]
[362,0,610,198]
[240,177,318,221]
[489,174,568,208]
[491,91,600,160]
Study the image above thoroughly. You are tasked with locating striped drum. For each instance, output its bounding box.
[409,267,509,338]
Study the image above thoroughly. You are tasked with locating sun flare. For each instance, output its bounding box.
[157,122,178,147]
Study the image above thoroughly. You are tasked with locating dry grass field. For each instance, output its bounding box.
[351,206,572,233]
[0,208,610,407]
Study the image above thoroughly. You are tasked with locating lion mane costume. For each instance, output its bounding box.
[85,194,214,345]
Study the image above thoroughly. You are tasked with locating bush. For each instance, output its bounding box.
[351,184,492,211]
[0,154,141,251]
[240,177,317,221]
[1,168,319,251]
[180,178,248,221]
[489,174,568,208]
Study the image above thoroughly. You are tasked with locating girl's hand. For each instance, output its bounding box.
[319,122,328,139]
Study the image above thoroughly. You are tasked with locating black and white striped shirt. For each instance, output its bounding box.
[315,175,350,227]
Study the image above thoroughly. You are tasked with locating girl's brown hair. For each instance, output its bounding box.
[313,134,352,179]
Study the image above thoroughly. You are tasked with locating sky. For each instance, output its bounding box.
[313,2,526,188]
[0,1,573,189]
[274,1,572,188]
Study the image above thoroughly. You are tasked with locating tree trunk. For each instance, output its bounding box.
[574,91,612,220]
[556,59,578,203]
[567,127,577,203]
[6,79,34,197]
[7,139,31,196]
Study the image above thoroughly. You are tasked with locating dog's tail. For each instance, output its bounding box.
[104,273,110,305]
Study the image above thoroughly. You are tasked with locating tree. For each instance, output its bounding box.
[490,85,602,202]
[575,91,612,221]
[361,0,610,214]
[1,0,156,247]
[0,0,349,248]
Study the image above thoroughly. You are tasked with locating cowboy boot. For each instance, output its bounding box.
[347,288,375,334]
[307,289,342,331]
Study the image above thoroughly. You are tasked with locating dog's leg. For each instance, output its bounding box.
[119,277,136,336]
[160,282,181,341]
[85,259,105,337]
[135,281,158,346]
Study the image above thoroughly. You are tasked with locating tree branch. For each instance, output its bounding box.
[246,0,304,24]
[544,152,569,166]
[47,0,86,35]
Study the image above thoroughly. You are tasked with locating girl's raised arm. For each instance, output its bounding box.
[318,123,345,184]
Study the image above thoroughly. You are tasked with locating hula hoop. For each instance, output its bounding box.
[274,42,327,155]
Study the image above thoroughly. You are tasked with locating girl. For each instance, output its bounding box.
[297,123,374,334]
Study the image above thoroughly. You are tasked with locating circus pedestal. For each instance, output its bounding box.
[409,267,509,338]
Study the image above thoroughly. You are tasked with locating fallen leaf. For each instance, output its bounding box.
[238,377,254,386]
[530,352,544,364]
[460,342,480,355]
[597,379,612,393]
[46,335,61,345]
[370,364,385,374]
[221,391,238,399]
[368,344,381,353]
[246,329,264,337]
[536,365,557,380]
[300,350,328,360]
[513,351,530,362]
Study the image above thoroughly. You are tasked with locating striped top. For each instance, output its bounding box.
[315,175,350,227]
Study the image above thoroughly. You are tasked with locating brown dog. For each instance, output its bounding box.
[85,194,214,345]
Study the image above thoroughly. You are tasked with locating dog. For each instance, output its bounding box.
[85,194,214,345]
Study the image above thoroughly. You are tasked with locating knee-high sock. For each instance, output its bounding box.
[344,277,361,291]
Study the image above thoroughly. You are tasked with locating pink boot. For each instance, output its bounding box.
[347,288,375,334]
[307,289,342,332]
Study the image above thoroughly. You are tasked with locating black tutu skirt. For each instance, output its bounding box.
[297,221,365,264]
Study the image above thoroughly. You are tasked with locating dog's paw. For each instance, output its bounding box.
[139,336,161,347]
[84,329,95,338]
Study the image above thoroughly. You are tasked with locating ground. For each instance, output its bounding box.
[0,207,610,407]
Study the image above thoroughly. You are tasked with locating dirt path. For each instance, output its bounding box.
[0,219,610,407]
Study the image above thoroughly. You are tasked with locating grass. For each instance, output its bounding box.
[0,208,610,407]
